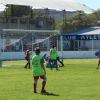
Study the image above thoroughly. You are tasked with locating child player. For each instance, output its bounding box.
[32,47,47,94]
[24,50,31,69]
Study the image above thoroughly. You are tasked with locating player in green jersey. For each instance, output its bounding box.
[50,45,58,70]
[32,47,47,94]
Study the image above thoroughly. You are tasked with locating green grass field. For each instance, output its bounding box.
[0,59,100,100]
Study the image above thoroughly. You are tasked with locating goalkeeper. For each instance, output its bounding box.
[32,47,47,94]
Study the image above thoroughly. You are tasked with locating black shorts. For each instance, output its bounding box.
[57,57,60,60]
[34,75,46,80]
[25,57,30,60]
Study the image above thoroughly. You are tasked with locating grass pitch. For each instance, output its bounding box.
[0,59,100,100]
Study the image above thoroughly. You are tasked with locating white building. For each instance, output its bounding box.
[62,27,100,51]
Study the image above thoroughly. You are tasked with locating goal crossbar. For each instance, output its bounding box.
[0,29,60,34]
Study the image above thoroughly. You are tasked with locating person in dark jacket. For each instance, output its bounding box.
[24,50,31,69]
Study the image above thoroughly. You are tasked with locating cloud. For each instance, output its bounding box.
[65,0,79,3]
[0,4,5,11]
[67,0,78,1]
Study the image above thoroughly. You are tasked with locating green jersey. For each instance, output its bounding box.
[50,48,57,60]
[32,54,45,77]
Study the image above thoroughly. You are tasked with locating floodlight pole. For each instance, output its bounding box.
[62,9,66,26]
[45,8,49,17]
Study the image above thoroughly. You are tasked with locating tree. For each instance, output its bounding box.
[87,13,97,26]
[93,9,100,20]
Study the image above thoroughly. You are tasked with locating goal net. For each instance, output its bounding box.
[0,29,60,66]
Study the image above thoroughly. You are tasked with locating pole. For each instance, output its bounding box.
[60,35,63,62]
[32,33,34,55]
[92,39,94,55]
[21,40,23,52]
[57,36,59,51]
[0,33,2,67]
[47,37,50,51]
[62,10,66,26]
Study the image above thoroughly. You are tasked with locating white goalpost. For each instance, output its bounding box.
[0,29,60,66]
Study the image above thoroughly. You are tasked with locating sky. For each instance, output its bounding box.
[0,0,100,11]
[78,0,100,10]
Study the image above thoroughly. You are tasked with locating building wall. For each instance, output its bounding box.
[0,51,96,60]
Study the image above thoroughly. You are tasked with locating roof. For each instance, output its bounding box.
[0,0,93,13]
[63,27,100,35]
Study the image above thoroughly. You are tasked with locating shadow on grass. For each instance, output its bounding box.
[36,91,59,96]
[44,91,59,96]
